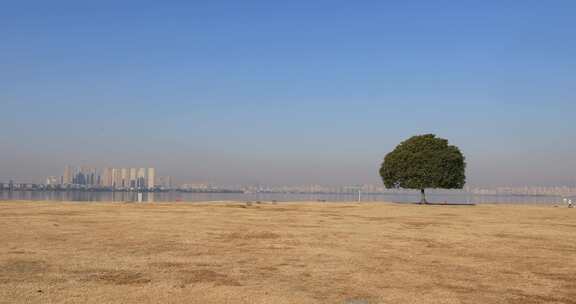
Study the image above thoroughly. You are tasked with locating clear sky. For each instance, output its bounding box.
[1,1,575,186]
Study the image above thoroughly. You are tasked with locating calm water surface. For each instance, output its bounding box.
[0,190,568,204]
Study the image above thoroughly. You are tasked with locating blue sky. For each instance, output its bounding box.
[1,1,575,186]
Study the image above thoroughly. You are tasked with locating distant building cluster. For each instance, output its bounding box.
[44,166,172,190]
[465,186,576,197]
[238,184,390,194]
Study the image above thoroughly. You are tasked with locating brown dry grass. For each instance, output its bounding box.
[0,201,575,304]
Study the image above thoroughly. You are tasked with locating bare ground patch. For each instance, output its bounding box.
[179,269,241,286]
[78,269,151,285]
[0,258,49,283]
[220,231,282,240]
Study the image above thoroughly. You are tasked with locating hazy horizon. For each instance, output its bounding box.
[2,2,575,187]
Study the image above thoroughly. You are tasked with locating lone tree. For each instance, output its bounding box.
[379,134,466,204]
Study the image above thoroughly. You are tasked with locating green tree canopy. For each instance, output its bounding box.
[379,134,466,203]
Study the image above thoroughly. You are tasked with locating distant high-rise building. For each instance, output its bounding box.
[63,165,73,184]
[121,168,128,188]
[101,168,112,187]
[147,168,155,189]
[80,166,89,185]
[73,166,88,185]
[137,168,146,188]
[111,168,117,188]
[113,168,122,189]
[86,167,97,186]
[129,168,137,188]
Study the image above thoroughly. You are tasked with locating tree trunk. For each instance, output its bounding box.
[420,189,428,204]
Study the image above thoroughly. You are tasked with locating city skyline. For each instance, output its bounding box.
[41,165,168,190]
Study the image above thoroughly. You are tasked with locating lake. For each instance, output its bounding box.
[0,190,569,205]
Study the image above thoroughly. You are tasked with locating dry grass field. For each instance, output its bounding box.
[0,201,575,304]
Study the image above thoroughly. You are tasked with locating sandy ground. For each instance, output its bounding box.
[0,201,575,304]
